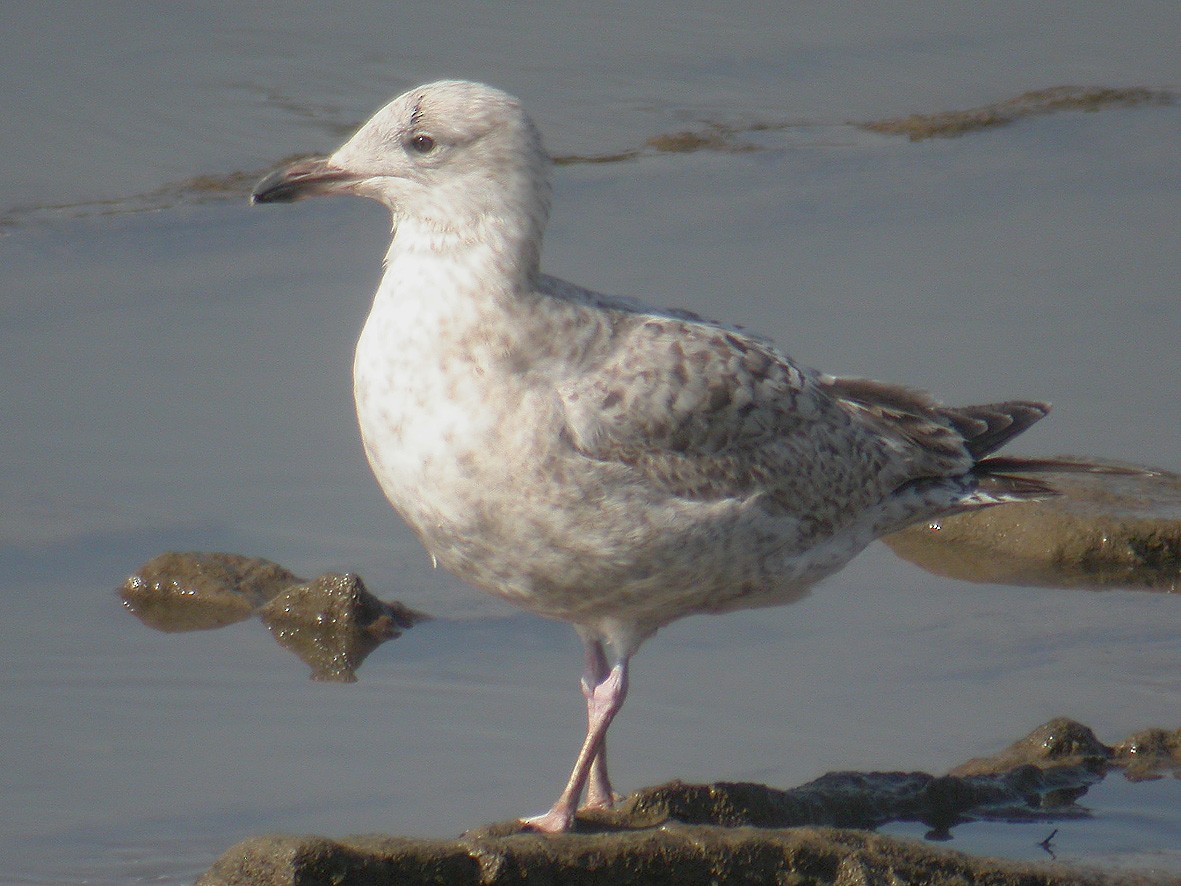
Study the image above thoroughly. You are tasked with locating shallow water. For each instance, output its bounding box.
[2,3,1179,883]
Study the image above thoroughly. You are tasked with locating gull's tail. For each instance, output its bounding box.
[944,401,1153,503]
[824,377,1155,509]
[938,400,1056,501]
[972,451,1156,499]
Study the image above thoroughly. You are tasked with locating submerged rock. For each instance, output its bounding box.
[884,459,1181,591]
[860,86,1175,141]
[120,551,301,631]
[259,573,427,682]
[603,719,1169,841]
[951,718,1113,777]
[1112,727,1181,782]
[120,552,428,679]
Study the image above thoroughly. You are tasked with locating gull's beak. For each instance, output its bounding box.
[250,156,360,204]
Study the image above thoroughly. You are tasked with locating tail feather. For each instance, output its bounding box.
[896,464,1056,509]
[968,454,1160,504]
[970,470,1058,502]
[824,376,1156,507]
[975,455,1160,477]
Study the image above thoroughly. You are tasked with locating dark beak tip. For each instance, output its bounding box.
[250,166,306,205]
[249,187,291,206]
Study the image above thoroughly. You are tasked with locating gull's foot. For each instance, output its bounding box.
[520,806,575,833]
[580,789,622,811]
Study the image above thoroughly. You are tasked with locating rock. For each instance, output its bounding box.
[195,825,1142,886]
[1112,727,1181,782]
[951,718,1112,777]
[618,768,1090,842]
[258,573,428,682]
[195,718,1181,886]
[120,553,429,680]
[883,459,1181,591]
[120,551,302,631]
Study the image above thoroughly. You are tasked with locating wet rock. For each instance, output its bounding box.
[258,573,428,682]
[624,768,1090,838]
[196,824,1142,886]
[120,551,301,631]
[615,733,1103,840]
[951,718,1113,777]
[120,552,429,679]
[202,834,481,885]
[1112,727,1181,782]
[196,719,1179,886]
[883,459,1181,592]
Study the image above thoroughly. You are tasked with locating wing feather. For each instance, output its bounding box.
[553,292,1053,526]
[559,315,898,514]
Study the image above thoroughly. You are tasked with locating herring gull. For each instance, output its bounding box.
[252,80,1069,832]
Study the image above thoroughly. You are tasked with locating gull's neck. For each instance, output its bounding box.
[385,206,545,293]
[364,210,549,378]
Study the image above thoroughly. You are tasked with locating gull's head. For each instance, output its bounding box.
[251,81,551,239]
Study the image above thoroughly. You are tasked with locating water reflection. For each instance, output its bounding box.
[120,551,428,681]
[885,458,1181,592]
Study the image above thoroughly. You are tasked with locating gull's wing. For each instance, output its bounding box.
[556,302,1052,522]
[557,312,950,515]
[818,376,1048,462]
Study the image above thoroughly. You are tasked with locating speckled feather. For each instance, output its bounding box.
[252,80,1065,830]
[256,79,1051,651]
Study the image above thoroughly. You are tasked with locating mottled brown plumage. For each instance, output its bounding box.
[253,80,1062,832]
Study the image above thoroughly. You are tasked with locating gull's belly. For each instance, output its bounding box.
[349,284,875,629]
[354,340,853,628]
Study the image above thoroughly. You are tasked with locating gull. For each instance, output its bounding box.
[252,80,1063,832]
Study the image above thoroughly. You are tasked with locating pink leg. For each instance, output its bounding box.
[581,640,617,810]
[522,654,629,833]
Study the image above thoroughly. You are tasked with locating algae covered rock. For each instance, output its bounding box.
[120,552,428,679]
[120,551,301,631]
[259,572,427,682]
[884,459,1181,591]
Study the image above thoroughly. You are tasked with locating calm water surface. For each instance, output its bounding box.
[2,4,1179,883]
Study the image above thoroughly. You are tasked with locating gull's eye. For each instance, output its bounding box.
[409,133,436,154]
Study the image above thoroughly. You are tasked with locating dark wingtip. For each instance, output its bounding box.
[949,400,1052,460]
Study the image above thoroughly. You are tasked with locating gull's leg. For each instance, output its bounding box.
[522,652,630,833]
[581,638,617,810]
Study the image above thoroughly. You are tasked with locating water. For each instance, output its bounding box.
[1,3,1178,883]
